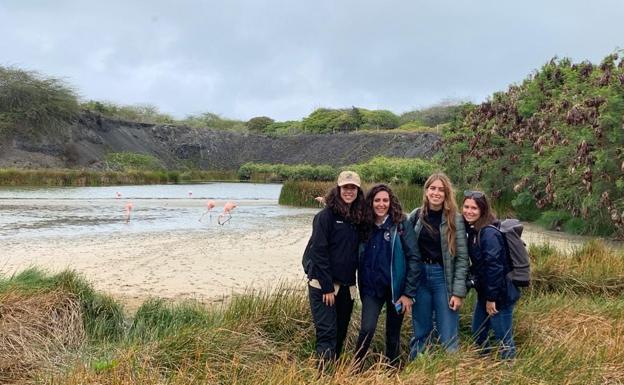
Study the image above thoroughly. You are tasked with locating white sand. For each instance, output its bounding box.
[1,225,312,308]
[0,213,605,311]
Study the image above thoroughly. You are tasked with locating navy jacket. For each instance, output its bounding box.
[358,218,421,303]
[466,224,520,307]
[302,207,359,293]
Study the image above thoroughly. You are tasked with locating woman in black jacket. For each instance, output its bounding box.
[462,191,520,359]
[302,171,365,364]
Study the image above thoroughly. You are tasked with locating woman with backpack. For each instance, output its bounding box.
[302,171,366,366]
[408,172,470,358]
[462,190,520,359]
[354,184,421,367]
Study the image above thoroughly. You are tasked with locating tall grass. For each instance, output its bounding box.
[3,242,624,384]
[0,168,239,186]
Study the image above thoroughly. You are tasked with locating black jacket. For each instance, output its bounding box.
[466,224,520,307]
[302,208,359,293]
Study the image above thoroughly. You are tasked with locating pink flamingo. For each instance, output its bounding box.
[218,201,237,225]
[124,202,133,224]
[188,191,193,198]
[116,192,122,199]
[199,200,216,222]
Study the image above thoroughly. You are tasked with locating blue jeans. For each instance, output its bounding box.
[354,290,404,365]
[410,263,459,358]
[472,296,516,359]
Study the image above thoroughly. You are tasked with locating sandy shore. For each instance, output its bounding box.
[1,211,607,312]
[1,224,312,309]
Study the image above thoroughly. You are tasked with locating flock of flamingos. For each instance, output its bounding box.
[115,191,237,225]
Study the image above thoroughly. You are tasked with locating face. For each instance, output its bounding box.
[462,198,481,224]
[426,179,446,210]
[340,184,358,205]
[372,190,390,220]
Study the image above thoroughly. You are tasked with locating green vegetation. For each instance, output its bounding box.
[238,162,336,182]
[399,100,468,127]
[104,152,165,171]
[81,101,175,124]
[0,168,239,186]
[1,240,623,384]
[439,52,624,237]
[241,157,439,185]
[0,66,79,138]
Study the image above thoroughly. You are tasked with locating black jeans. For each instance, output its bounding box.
[354,289,405,365]
[308,284,354,361]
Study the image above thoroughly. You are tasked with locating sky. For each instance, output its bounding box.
[1,0,622,121]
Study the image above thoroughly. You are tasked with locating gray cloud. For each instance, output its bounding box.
[1,0,622,121]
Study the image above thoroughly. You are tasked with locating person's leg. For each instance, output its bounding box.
[308,285,337,361]
[430,264,459,353]
[471,296,492,354]
[354,294,384,363]
[410,264,433,359]
[384,292,405,365]
[489,302,516,359]
[334,285,354,359]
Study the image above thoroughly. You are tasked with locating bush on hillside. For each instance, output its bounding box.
[0,66,79,137]
[439,53,624,237]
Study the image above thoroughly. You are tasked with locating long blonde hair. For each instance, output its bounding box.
[420,172,458,257]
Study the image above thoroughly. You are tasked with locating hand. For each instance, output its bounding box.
[397,295,414,314]
[448,295,464,311]
[486,301,498,316]
[322,292,335,306]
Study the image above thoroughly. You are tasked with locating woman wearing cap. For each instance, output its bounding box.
[462,190,519,359]
[354,184,421,367]
[302,170,366,364]
[408,172,469,357]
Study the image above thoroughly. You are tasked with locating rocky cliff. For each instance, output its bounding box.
[0,111,441,170]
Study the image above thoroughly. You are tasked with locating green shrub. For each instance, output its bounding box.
[512,192,541,221]
[0,66,79,137]
[104,152,164,171]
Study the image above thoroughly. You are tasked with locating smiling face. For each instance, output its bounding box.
[339,184,358,205]
[372,190,390,221]
[462,198,481,224]
[426,179,446,210]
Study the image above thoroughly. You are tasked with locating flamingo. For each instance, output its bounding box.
[199,200,216,222]
[124,202,133,224]
[218,201,237,225]
[116,192,122,199]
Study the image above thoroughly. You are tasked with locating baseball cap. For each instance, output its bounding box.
[336,171,361,187]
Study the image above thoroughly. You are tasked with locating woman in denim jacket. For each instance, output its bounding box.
[462,190,520,359]
[354,184,421,367]
[408,172,469,358]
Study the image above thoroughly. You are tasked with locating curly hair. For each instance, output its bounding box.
[324,185,365,224]
[361,184,406,240]
[365,184,405,224]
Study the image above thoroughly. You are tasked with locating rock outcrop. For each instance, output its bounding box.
[0,111,441,170]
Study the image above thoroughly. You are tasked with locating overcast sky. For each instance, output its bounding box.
[1,0,622,121]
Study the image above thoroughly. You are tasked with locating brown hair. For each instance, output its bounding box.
[364,184,405,224]
[419,172,459,256]
[325,185,365,224]
[462,191,497,231]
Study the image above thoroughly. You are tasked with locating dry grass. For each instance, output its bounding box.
[0,290,85,383]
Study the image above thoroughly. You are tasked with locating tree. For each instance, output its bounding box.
[246,116,275,132]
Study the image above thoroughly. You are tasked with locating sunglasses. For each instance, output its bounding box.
[464,190,485,199]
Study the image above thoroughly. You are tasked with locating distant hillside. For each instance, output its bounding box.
[0,110,440,170]
[440,53,624,237]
